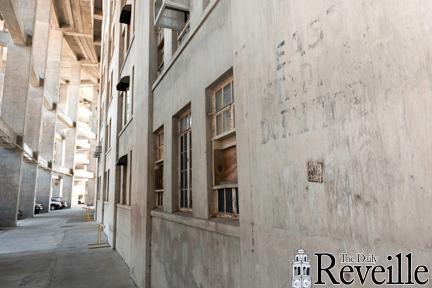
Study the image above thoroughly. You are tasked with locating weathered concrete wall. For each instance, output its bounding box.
[0,149,22,227]
[115,206,131,266]
[35,168,52,212]
[232,0,432,287]
[18,162,37,218]
[153,0,233,218]
[151,216,240,288]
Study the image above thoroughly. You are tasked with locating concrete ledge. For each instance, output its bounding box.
[151,209,240,238]
[116,204,132,211]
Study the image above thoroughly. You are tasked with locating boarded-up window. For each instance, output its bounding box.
[214,146,237,185]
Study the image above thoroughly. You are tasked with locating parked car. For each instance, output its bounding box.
[34,203,43,214]
[50,197,67,210]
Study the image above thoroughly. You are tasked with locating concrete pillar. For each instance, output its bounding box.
[31,0,52,80]
[18,162,37,218]
[58,83,69,112]
[62,176,73,207]
[35,169,51,212]
[0,44,31,227]
[0,149,23,226]
[17,0,53,219]
[86,85,99,206]
[51,175,63,197]
[63,62,81,207]
[35,28,63,212]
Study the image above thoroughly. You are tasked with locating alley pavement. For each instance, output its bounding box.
[0,208,136,288]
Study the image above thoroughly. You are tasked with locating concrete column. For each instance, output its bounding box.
[35,28,63,212]
[63,62,81,207]
[51,175,61,197]
[18,162,37,218]
[18,0,53,219]
[58,83,69,112]
[35,169,52,212]
[62,176,73,207]
[19,86,44,218]
[35,110,56,212]
[86,85,99,206]
[0,149,23,226]
[31,0,52,80]
[0,45,31,227]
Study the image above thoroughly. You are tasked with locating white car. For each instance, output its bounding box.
[50,197,68,210]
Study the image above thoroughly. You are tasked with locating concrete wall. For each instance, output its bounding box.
[0,149,22,226]
[153,0,233,219]
[97,0,432,287]
[232,0,432,287]
[151,215,240,288]
[116,205,131,266]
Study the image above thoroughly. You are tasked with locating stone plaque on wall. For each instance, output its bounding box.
[307,161,323,183]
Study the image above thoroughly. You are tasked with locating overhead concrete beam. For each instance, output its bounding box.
[0,117,19,148]
[76,122,96,140]
[0,0,28,46]
[0,30,11,46]
[57,109,75,128]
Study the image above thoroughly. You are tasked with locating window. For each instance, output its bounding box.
[121,26,128,63]
[128,67,134,119]
[213,79,235,136]
[118,153,131,205]
[97,176,101,200]
[129,151,132,204]
[178,109,192,211]
[211,77,239,218]
[104,170,110,201]
[156,27,164,74]
[106,119,112,150]
[120,70,133,127]
[122,89,128,126]
[154,128,164,208]
[109,71,113,103]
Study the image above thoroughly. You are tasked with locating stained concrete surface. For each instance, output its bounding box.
[0,208,136,288]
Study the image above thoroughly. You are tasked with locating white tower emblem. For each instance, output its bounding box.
[292,249,312,288]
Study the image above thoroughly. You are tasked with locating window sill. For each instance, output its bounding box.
[150,209,239,238]
[118,117,133,137]
[213,183,238,190]
[116,204,131,210]
[213,129,236,141]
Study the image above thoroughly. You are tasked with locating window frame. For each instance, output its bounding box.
[210,76,239,219]
[212,78,235,138]
[154,127,164,208]
[178,108,192,212]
